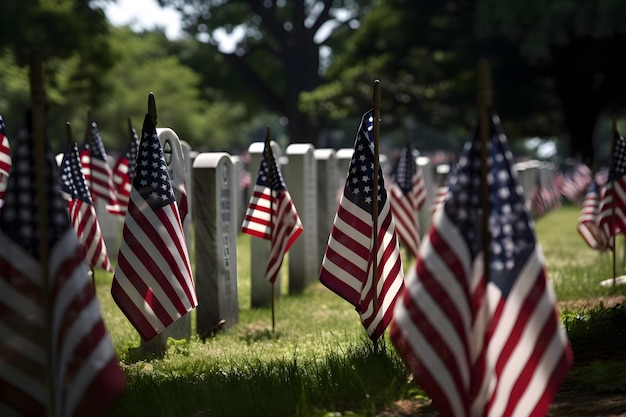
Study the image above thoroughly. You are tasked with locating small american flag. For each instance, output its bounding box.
[80,120,116,205]
[241,140,303,283]
[111,114,197,341]
[60,141,112,272]
[389,144,426,259]
[319,110,404,342]
[560,163,592,203]
[0,128,125,417]
[107,125,139,216]
[577,179,608,251]
[391,111,572,417]
[0,115,11,209]
[599,129,626,241]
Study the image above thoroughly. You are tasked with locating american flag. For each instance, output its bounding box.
[389,144,427,259]
[560,163,592,204]
[0,128,125,417]
[577,179,609,251]
[391,111,572,417]
[111,114,197,341]
[0,115,11,209]
[599,129,626,241]
[241,140,303,283]
[80,120,116,205]
[60,142,112,272]
[106,125,139,216]
[319,110,404,342]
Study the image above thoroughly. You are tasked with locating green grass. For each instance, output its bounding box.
[99,205,626,417]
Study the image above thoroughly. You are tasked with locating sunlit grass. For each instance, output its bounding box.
[98,204,626,416]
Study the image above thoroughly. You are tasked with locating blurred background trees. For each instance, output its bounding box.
[1,0,626,167]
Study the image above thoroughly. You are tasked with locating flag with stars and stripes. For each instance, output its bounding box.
[391,111,572,417]
[577,178,609,251]
[60,141,112,272]
[80,120,116,205]
[319,110,404,342]
[389,144,427,259]
[111,114,197,341]
[241,141,303,283]
[0,127,125,417]
[599,129,626,242]
[0,115,11,209]
[106,125,140,216]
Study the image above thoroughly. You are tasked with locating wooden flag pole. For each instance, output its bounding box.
[128,117,135,142]
[147,92,164,354]
[372,79,381,349]
[65,122,96,294]
[610,119,618,289]
[82,110,99,294]
[66,122,97,293]
[477,58,493,286]
[29,50,55,417]
[264,126,276,333]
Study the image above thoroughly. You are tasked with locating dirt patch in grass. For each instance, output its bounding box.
[558,295,626,312]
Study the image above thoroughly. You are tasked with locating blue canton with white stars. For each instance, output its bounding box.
[60,143,93,204]
[392,144,416,195]
[0,129,69,260]
[83,121,108,161]
[125,127,140,181]
[255,144,286,192]
[444,112,535,298]
[345,110,387,214]
[0,114,5,135]
[609,131,626,181]
[134,114,175,209]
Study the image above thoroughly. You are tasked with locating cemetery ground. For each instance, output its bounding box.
[100,205,626,417]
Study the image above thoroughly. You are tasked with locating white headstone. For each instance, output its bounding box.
[285,143,318,292]
[314,148,339,264]
[193,152,239,334]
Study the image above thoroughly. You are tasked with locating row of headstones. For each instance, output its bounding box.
[89,131,556,349]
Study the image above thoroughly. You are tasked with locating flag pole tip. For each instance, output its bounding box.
[65,122,73,146]
[264,125,271,146]
[148,93,157,126]
[373,80,381,110]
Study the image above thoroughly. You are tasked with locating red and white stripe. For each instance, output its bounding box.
[111,190,197,341]
[577,180,608,251]
[389,167,426,258]
[0,134,10,207]
[320,192,404,341]
[68,198,112,272]
[80,149,116,205]
[107,156,132,216]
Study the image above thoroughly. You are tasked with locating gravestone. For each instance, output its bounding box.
[229,155,246,228]
[193,152,239,335]
[314,148,339,264]
[285,143,318,292]
[181,140,193,250]
[336,148,354,179]
[247,141,282,307]
[416,155,435,234]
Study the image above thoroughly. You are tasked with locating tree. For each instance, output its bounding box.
[0,0,115,137]
[303,0,626,167]
[158,0,369,146]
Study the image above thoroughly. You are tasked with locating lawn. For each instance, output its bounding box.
[98,204,626,417]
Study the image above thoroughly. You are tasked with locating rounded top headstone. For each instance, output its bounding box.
[314,148,336,159]
[193,152,232,168]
